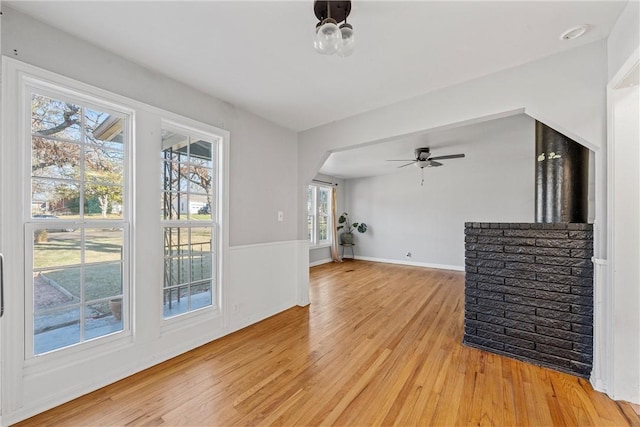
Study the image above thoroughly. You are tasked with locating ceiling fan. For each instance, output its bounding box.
[387,147,465,185]
[387,147,465,169]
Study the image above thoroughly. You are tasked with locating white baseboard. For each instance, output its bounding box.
[309,258,333,267]
[354,256,464,272]
[228,302,297,333]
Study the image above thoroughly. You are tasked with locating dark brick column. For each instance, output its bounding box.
[463,222,593,377]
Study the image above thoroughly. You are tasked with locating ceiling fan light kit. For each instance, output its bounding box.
[314,1,355,56]
[386,147,466,185]
[415,160,442,169]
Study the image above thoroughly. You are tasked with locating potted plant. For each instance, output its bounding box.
[337,212,367,244]
[109,298,122,320]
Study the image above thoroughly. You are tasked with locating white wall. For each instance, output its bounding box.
[1,7,305,423]
[607,1,640,81]
[309,173,344,266]
[230,110,298,245]
[603,0,640,404]
[0,5,4,426]
[343,115,534,269]
[229,241,305,331]
[609,84,640,403]
[600,0,640,405]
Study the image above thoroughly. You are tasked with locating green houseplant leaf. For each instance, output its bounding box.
[336,213,367,235]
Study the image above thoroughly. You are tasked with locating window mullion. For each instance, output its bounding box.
[80,105,86,219]
[318,188,322,245]
[313,187,318,246]
[79,106,86,342]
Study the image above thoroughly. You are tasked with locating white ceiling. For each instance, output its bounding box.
[8,1,627,133]
[320,113,534,179]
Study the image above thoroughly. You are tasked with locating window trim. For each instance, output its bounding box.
[308,184,332,249]
[160,122,217,319]
[159,119,227,330]
[21,76,134,361]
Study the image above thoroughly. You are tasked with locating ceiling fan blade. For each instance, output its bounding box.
[386,159,417,162]
[397,162,415,168]
[428,153,465,161]
[429,161,443,167]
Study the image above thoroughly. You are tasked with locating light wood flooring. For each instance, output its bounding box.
[15,260,640,426]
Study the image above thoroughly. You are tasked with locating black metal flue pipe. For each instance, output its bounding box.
[535,121,589,223]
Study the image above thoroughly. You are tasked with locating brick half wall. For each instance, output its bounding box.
[463,222,593,377]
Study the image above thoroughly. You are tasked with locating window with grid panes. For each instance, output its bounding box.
[307,185,331,247]
[161,127,217,318]
[29,90,129,355]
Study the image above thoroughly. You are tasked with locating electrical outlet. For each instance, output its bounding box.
[277,211,284,221]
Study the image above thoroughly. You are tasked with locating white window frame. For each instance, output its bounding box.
[308,184,332,248]
[160,119,225,329]
[160,120,220,321]
[1,58,230,420]
[21,76,134,362]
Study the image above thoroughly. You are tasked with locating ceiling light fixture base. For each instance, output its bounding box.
[314,0,351,23]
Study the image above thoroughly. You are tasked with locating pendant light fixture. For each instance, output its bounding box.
[313,1,354,56]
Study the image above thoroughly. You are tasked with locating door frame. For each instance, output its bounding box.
[594,46,640,403]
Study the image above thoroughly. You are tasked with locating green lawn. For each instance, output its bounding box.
[34,233,82,268]
[45,264,122,301]
[34,229,122,268]
[35,227,213,302]
[35,229,123,301]
[190,214,213,221]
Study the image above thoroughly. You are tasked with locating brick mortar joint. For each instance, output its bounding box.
[464,221,594,376]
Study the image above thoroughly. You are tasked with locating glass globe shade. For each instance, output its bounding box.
[314,36,330,54]
[337,24,355,57]
[315,19,341,54]
[313,22,329,54]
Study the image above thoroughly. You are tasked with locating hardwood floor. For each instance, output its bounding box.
[14,260,640,426]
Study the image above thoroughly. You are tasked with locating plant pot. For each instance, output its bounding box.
[341,232,354,244]
[109,298,122,320]
[34,229,49,243]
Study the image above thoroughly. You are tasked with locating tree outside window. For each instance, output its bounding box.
[31,94,125,218]
[29,91,128,355]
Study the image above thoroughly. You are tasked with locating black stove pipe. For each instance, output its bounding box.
[535,121,589,223]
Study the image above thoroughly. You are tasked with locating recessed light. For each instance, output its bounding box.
[560,25,590,40]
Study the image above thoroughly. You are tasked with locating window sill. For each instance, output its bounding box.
[310,243,332,250]
[161,304,222,334]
